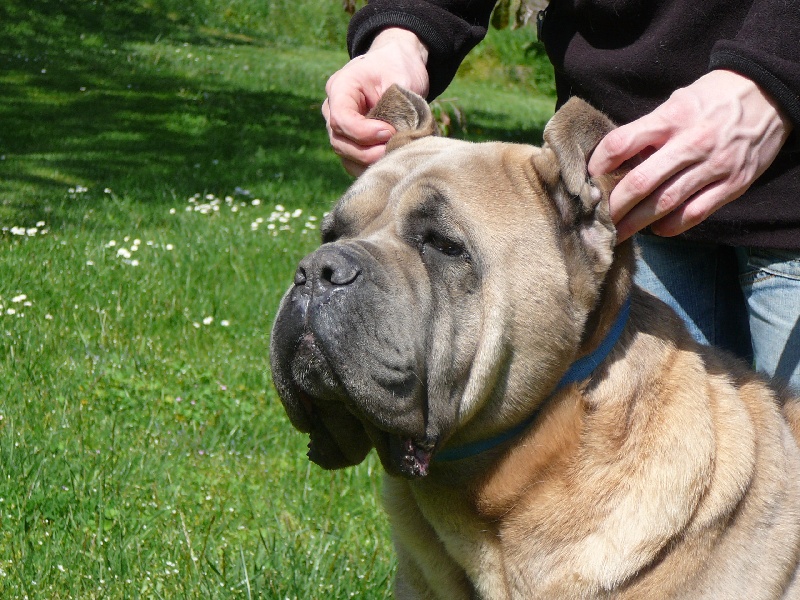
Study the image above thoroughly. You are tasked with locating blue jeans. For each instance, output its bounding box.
[634,234,800,394]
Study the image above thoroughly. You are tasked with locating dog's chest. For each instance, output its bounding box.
[404,481,609,600]
[407,480,510,599]
[390,399,585,598]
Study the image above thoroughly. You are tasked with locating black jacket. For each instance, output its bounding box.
[348,0,800,249]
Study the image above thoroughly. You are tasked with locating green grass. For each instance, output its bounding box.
[0,2,555,597]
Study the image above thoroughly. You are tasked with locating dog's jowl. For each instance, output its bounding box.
[270,85,800,599]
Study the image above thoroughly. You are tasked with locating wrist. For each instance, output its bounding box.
[712,69,794,137]
[369,28,429,65]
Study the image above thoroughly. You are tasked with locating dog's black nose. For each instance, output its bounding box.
[297,245,362,292]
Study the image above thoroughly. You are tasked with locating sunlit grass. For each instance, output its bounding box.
[0,181,397,598]
[0,1,555,597]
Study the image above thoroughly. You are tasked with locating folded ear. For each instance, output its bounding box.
[534,97,620,276]
[543,97,618,201]
[368,84,437,151]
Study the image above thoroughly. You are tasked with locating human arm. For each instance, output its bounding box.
[588,1,800,242]
[322,28,430,176]
[588,70,793,242]
[323,0,495,176]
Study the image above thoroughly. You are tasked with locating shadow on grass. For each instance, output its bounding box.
[1,0,209,48]
[0,1,352,225]
[0,1,553,231]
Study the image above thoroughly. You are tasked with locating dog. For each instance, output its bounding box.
[270,85,800,599]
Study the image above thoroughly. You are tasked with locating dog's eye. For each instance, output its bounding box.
[423,232,467,259]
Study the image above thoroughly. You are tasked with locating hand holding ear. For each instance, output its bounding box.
[322,28,430,176]
[588,70,793,242]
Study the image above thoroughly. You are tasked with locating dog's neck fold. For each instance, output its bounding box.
[435,292,632,463]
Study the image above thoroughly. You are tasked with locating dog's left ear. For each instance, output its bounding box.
[368,84,437,152]
[534,97,624,275]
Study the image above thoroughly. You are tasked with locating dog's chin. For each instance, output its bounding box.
[287,334,435,478]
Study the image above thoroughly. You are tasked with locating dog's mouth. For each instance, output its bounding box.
[388,435,435,478]
[294,377,436,478]
[290,330,436,478]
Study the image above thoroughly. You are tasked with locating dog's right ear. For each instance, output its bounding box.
[368,84,437,152]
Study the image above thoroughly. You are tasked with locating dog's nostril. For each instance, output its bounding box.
[304,246,362,289]
[321,264,360,286]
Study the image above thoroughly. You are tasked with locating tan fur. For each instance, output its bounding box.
[270,87,800,599]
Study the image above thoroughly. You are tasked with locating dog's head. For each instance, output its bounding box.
[270,86,632,478]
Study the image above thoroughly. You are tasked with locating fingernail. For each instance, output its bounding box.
[376,130,392,142]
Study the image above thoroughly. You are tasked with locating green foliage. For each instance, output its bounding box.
[0,1,555,597]
[458,26,556,100]
[491,0,548,30]
[0,0,354,51]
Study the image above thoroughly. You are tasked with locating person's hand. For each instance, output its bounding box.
[322,28,430,176]
[588,70,793,242]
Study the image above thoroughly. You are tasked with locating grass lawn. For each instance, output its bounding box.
[0,2,555,597]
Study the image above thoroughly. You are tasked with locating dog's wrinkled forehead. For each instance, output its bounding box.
[322,138,463,238]
[322,137,544,243]
[323,85,621,253]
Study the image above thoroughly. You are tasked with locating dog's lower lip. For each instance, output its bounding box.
[389,435,435,478]
[298,330,318,351]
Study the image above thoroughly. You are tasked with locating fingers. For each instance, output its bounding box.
[341,157,368,178]
[616,179,742,242]
[321,28,430,176]
[330,130,389,177]
[613,167,727,242]
[590,71,792,242]
[611,137,752,241]
[589,112,684,231]
[647,180,732,237]
[321,63,393,176]
[610,134,744,241]
[322,90,394,177]
[607,128,727,234]
[588,112,672,177]
[322,90,394,146]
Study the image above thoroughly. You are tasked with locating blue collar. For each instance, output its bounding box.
[435,296,632,463]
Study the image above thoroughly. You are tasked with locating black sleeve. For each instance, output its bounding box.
[347,0,497,99]
[709,0,800,148]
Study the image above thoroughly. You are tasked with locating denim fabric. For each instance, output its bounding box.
[736,248,800,391]
[634,234,800,393]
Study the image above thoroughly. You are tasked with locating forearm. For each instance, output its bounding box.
[709,0,800,148]
[368,27,429,65]
[347,0,496,99]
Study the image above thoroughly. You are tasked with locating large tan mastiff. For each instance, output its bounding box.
[270,85,800,599]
